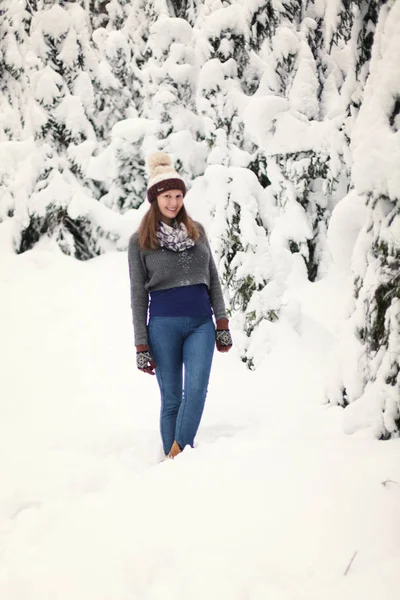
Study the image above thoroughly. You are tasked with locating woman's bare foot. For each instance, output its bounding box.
[168,441,182,459]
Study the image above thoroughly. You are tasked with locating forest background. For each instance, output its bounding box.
[1,0,399,439]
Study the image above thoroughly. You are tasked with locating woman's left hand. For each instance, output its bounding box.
[216,318,232,353]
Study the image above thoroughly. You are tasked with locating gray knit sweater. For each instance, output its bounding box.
[128,223,227,345]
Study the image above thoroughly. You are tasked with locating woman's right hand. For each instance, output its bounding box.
[136,345,156,375]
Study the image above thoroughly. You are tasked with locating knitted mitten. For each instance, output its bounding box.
[215,329,233,347]
[136,350,153,370]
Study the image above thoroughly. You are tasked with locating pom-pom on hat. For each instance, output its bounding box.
[146,152,186,203]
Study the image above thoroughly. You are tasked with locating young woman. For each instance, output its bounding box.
[128,152,232,459]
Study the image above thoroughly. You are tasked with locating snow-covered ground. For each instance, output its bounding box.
[1,243,399,600]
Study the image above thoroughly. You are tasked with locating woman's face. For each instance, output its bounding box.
[156,189,184,224]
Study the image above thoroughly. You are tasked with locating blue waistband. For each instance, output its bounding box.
[149,284,212,318]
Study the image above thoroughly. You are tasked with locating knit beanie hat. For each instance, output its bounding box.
[146,152,186,203]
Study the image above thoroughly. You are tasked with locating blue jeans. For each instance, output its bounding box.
[148,316,215,455]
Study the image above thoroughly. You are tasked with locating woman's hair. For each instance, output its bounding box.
[138,202,200,250]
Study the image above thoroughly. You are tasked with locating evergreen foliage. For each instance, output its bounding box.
[0,0,399,434]
[324,0,400,438]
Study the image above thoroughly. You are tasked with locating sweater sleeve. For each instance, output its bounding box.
[127,233,149,346]
[198,224,227,321]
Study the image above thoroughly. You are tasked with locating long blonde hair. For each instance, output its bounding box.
[138,202,200,250]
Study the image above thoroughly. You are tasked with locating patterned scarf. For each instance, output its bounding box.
[156,220,195,252]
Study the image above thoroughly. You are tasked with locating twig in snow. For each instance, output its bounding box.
[381,479,399,487]
[344,551,358,576]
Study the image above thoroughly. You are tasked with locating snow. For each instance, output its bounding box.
[86,144,118,182]
[198,58,225,92]
[1,245,399,599]
[311,0,342,44]
[95,60,120,89]
[150,18,193,53]
[67,140,97,173]
[161,130,208,178]
[1,0,400,593]
[111,118,159,144]
[4,32,23,71]
[73,72,95,112]
[326,190,368,272]
[351,1,400,201]
[201,4,248,39]
[272,26,299,58]
[33,66,63,106]
[243,96,344,155]
[328,0,400,439]
[57,27,79,69]
[288,40,319,119]
[54,96,96,141]
[31,5,71,40]
[243,95,290,139]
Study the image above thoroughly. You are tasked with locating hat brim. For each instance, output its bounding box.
[147,178,186,203]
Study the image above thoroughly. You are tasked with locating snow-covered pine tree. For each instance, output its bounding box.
[88,0,147,212]
[10,1,104,259]
[188,2,310,365]
[91,0,142,139]
[183,0,205,26]
[92,0,207,212]
[188,1,277,367]
[88,0,205,212]
[0,0,31,224]
[248,2,356,283]
[327,0,400,439]
[0,0,29,142]
[88,0,109,30]
[140,9,206,177]
[231,0,382,366]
